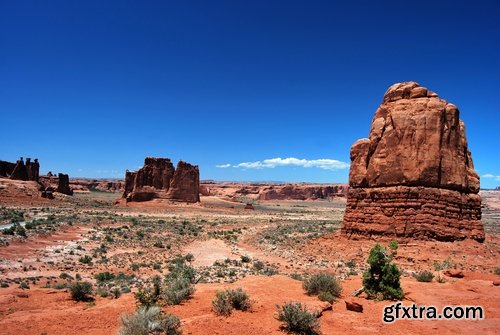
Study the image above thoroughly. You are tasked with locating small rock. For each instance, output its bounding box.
[493,280,500,286]
[345,300,363,313]
[443,269,464,278]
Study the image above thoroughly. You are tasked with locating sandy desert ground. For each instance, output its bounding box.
[0,189,499,335]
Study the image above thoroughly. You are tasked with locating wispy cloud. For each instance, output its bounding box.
[217,157,350,171]
[482,173,500,181]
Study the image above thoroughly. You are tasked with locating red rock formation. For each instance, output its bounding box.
[123,158,200,203]
[257,184,347,200]
[1,157,40,181]
[0,160,16,178]
[69,178,125,192]
[39,173,73,196]
[166,161,200,203]
[341,82,484,242]
[57,173,73,195]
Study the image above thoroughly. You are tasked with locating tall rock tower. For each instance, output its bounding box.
[341,82,484,241]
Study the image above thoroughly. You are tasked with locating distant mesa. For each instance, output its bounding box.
[0,157,74,198]
[341,82,484,242]
[0,157,40,182]
[122,157,200,203]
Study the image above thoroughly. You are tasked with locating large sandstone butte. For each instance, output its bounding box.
[341,82,484,242]
[123,157,200,203]
[0,157,39,181]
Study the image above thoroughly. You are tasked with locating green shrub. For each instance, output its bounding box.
[70,281,93,301]
[276,302,319,335]
[253,260,265,271]
[212,288,252,316]
[212,290,233,316]
[118,306,181,335]
[303,273,342,299]
[362,243,404,300]
[241,255,251,263]
[163,277,195,305]
[79,255,92,265]
[389,240,399,250]
[135,276,161,307]
[495,267,500,275]
[59,272,73,280]
[110,287,122,299]
[95,271,115,282]
[414,271,434,282]
[318,291,334,304]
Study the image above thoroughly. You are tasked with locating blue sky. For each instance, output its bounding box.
[1,1,499,188]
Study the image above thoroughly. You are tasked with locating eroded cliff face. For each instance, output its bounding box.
[341,82,484,242]
[166,161,200,203]
[123,157,200,203]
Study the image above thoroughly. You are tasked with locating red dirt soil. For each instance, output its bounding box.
[0,274,498,335]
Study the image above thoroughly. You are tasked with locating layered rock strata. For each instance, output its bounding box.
[341,82,484,241]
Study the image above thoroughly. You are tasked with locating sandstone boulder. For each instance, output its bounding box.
[57,173,73,195]
[342,82,484,242]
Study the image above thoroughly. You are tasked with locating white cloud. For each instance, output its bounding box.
[216,163,231,168]
[482,173,500,181]
[217,157,350,171]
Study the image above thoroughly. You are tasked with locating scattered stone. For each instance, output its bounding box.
[443,269,464,278]
[345,300,363,313]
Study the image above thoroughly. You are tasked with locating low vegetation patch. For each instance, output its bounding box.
[70,281,93,301]
[119,306,181,335]
[212,288,252,316]
[276,302,319,335]
[414,270,434,282]
[303,273,342,301]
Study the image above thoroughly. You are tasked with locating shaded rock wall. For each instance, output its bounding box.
[123,157,200,203]
[1,157,39,181]
[341,82,484,242]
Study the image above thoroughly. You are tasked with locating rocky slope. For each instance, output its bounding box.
[341,82,484,241]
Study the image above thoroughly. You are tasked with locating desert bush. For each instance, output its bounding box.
[303,273,342,299]
[163,277,195,305]
[414,271,434,282]
[111,287,122,299]
[212,288,252,316]
[253,260,265,271]
[59,272,73,280]
[240,255,251,263]
[70,281,93,301]
[118,306,181,335]
[167,257,196,283]
[135,276,162,307]
[95,271,115,282]
[495,267,500,275]
[362,243,404,300]
[79,255,92,265]
[212,290,233,316]
[318,291,334,304]
[276,302,319,335]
